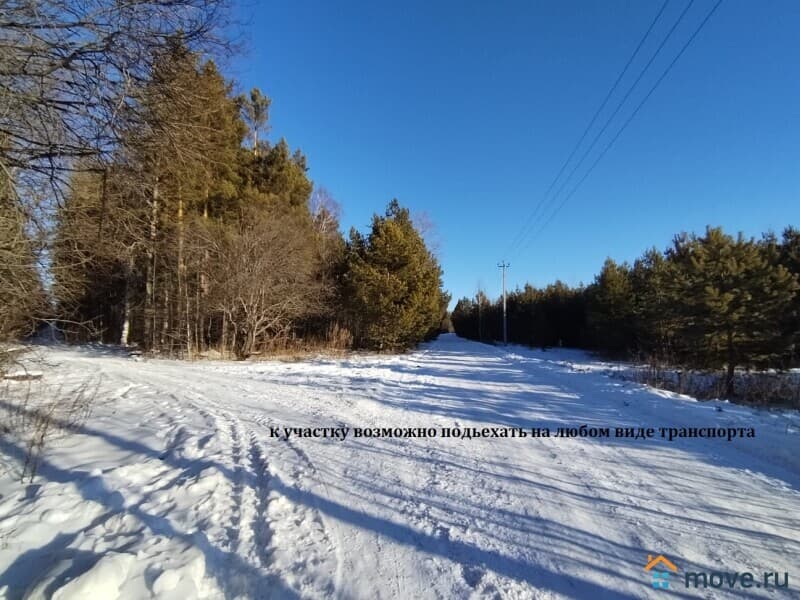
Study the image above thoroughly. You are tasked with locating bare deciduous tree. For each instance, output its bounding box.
[206,209,328,358]
[0,0,233,191]
[0,178,45,344]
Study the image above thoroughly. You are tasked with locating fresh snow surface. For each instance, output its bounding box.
[1,334,798,599]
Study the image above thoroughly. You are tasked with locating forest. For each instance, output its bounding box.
[0,0,447,359]
[452,227,800,400]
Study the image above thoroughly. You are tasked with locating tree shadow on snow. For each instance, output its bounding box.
[0,429,300,600]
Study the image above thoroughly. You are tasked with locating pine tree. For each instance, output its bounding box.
[451,298,476,340]
[51,168,132,342]
[52,41,250,352]
[630,248,682,361]
[586,259,635,355]
[244,139,314,213]
[344,200,444,351]
[673,227,798,396]
[130,43,246,353]
[240,88,271,155]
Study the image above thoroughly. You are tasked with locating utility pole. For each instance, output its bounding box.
[476,285,483,342]
[477,292,482,341]
[498,261,510,345]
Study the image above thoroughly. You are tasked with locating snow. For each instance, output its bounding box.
[0,334,798,599]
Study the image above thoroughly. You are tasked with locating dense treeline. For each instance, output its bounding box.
[0,1,446,358]
[452,227,800,397]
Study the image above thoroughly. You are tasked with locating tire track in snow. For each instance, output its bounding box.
[500,348,796,596]
[160,365,341,598]
[496,350,706,572]
[310,366,427,598]
[148,366,346,598]
[534,358,795,572]
[225,420,244,553]
[240,366,415,597]
[405,345,674,594]
[247,430,273,569]
[346,366,503,596]
[297,365,487,597]
[244,427,340,598]
[250,413,346,597]
[209,408,279,579]
[83,365,273,572]
[373,365,529,597]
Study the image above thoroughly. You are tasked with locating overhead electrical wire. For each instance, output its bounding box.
[517,0,725,253]
[511,0,696,253]
[507,0,698,258]
[503,0,672,258]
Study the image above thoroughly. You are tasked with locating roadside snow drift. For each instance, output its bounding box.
[1,334,798,599]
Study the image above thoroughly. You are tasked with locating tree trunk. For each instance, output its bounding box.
[201,194,209,295]
[120,301,130,346]
[725,329,736,398]
[185,287,193,357]
[177,189,188,356]
[195,190,210,355]
[145,178,159,350]
[161,287,169,351]
[195,277,201,355]
[221,312,228,357]
[97,168,107,244]
[120,255,135,346]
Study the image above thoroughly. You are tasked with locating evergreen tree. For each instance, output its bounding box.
[51,168,133,342]
[630,248,682,361]
[240,88,271,155]
[243,139,314,213]
[586,259,635,355]
[52,41,249,352]
[344,200,444,351]
[452,225,798,403]
[671,227,798,396]
[451,298,477,340]
[536,281,586,348]
[778,227,800,366]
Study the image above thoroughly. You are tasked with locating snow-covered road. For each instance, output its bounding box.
[1,334,798,599]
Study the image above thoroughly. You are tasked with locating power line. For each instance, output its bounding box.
[519,0,724,252]
[504,0,672,258]
[509,0,700,259]
[513,0,695,254]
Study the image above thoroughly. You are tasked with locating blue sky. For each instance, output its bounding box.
[229,0,799,305]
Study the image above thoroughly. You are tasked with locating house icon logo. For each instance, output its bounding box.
[645,554,678,589]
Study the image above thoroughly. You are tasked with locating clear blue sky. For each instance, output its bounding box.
[229,0,800,305]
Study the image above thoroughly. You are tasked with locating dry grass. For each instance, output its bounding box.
[1,348,98,483]
[627,362,800,408]
[196,322,357,362]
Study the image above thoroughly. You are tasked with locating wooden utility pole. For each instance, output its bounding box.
[498,261,510,345]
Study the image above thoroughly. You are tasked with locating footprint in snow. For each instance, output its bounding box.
[461,564,485,588]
